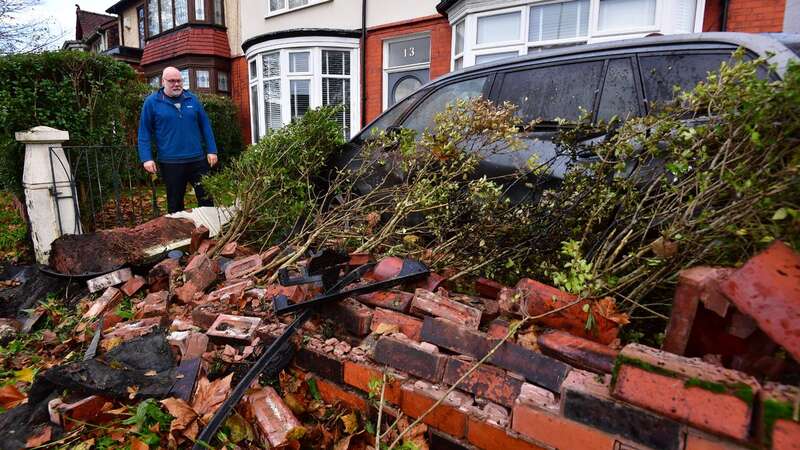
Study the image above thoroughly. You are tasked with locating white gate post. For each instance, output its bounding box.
[15,126,81,264]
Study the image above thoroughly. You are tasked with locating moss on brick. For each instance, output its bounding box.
[761,398,796,447]
[610,354,677,387]
[684,379,754,406]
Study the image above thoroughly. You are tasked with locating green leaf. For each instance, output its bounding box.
[772,208,788,221]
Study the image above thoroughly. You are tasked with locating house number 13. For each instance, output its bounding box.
[403,47,415,58]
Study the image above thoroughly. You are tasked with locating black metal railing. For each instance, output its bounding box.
[49,145,162,233]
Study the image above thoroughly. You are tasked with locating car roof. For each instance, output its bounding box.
[429,32,799,88]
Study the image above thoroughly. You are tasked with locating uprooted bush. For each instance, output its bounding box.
[209,52,799,337]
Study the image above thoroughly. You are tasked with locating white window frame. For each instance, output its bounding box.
[452,20,466,71]
[266,0,332,18]
[382,32,432,111]
[245,36,360,143]
[449,0,705,70]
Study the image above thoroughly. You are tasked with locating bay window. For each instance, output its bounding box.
[247,44,359,142]
[145,0,225,38]
[452,0,701,69]
[268,0,330,16]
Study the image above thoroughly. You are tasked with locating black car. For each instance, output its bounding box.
[338,32,800,201]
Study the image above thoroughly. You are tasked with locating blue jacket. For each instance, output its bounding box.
[137,89,218,163]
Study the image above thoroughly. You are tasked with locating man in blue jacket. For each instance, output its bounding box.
[138,66,218,213]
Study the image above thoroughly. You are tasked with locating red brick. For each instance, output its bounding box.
[719,241,800,362]
[191,302,226,330]
[343,360,405,405]
[206,314,261,344]
[757,382,800,450]
[372,334,447,382]
[147,257,179,292]
[134,290,168,319]
[83,287,123,320]
[562,369,684,450]
[663,266,734,355]
[443,356,522,408]
[295,344,344,384]
[224,254,262,280]
[685,429,750,450]
[611,344,758,441]
[244,387,304,448]
[323,298,373,336]
[512,383,617,450]
[219,242,237,257]
[206,279,254,303]
[420,317,571,392]
[499,278,619,344]
[175,254,217,304]
[467,415,549,450]
[486,318,510,339]
[411,288,482,329]
[356,290,413,312]
[371,307,423,341]
[120,275,146,297]
[475,277,506,300]
[86,268,132,293]
[190,225,209,253]
[400,380,470,438]
[313,376,368,411]
[168,330,209,361]
[537,330,618,374]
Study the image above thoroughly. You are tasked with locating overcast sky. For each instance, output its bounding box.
[18,0,117,46]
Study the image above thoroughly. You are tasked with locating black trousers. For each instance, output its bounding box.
[159,159,214,213]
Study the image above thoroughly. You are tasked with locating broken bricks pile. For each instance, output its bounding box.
[3,226,799,450]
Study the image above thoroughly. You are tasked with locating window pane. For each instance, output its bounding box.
[496,61,603,122]
[249,59,257,80]
[455,21,465,55]
[388,37,431,68]
[289,0,309,8]
[476,12,520,44]
[639,53,732,108]
[402,77,487,134]
[289,52,310,72]
[148,0,159,34]
[160,0,173,31]
[322,50,350,76]
[263,52,280,78]
[197,70,210,88]
[175,0,188,25]
[290,79,310,120]
[149,75,160,88]
[475,51,518,65]
[454,57,463,70]
[218,72,229,91]
[180,69,190,89]
[322,77,351,137]
[213,0,223,24]
[138,7,145,47]
[270,0,285,11]
[530,0,589,42]
[674,0,697,33]
[250,84,260,140]
[195,0,205,20]
[597,58,638,122]
[598,0,656,31]
[263,79,282,130]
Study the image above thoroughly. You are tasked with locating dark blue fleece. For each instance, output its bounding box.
[137,89,218,163]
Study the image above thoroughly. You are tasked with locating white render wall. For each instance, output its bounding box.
[240,0,362,44]
[365,0,439,27]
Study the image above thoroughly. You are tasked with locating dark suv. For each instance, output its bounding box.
[338,33,800,200]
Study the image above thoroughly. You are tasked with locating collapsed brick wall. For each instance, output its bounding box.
[251,279,800,450]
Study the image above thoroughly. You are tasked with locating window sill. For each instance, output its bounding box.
[265,0,332,19]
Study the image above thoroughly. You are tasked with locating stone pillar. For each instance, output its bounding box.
[15,126,81,264]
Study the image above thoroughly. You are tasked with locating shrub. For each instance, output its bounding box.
[0,51,148,193]
[197,93,244,165]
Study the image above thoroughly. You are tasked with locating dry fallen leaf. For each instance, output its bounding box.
[144,370,158,377]
[651,236,678,258]
[191,373,233,420]
[340,412,358,434]
[127,385,139,400]
[594,297,630,325]
[333,434,352,450]
[130,437,149,450]
[0,384,27,409]
[160,397,199,440]
[25,425,52,447]
[14,367,35,384]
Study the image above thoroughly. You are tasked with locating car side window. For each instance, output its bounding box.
[496,60,604,123]
[401,77,488,134]
[639,52,733,110]
[358,91,425,140]
[597,58,640,123]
